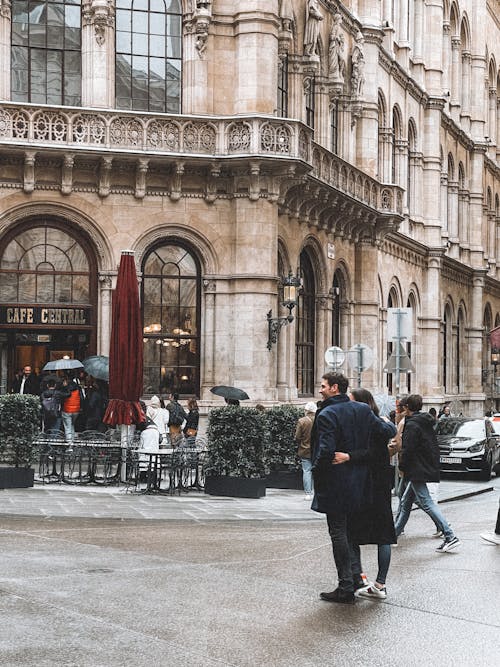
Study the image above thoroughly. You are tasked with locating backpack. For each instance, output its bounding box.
[42,393,60,417]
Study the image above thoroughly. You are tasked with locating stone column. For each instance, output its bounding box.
[421,100,444,247]
[468,146,487,269]
[0,0,10,99]
[352,240,379,390]
[460,51,471,131]
[488,88,497,150]
[419,251,443,398]
[98,274,113,356]
[450,37,461,119]
[182,3,211,114]
[468,270,487,416]
[82,0,114,108]
[441,23,451,99]
[234,2,280,114]
[316,78,330,150]
[200,280,216,400]
[447,180,459,256]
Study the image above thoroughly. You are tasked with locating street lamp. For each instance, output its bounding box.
[267,269,301,350]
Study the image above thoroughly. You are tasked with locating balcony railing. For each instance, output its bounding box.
[0,102,402,214]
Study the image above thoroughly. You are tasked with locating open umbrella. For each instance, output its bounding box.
[103,251,144,460]
[83,355,109,381]
[43,358,84,372]
[210,385,250,401]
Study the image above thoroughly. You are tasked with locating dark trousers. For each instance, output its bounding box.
[326,510,356,593]
[495,501,500,535]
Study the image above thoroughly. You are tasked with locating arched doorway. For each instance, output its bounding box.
[0,218,98,392]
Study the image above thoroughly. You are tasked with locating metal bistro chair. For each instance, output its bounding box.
[78,430,121,485]
[36,430,66,483]
[61,434,94,485]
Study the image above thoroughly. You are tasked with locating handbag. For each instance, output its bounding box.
[186,427,197,437]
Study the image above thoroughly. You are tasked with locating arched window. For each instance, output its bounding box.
[331,271,341,347]
[392,107,402,185]
[115,0,182,112]
[11,0,82,105]
[296,250,315,396]
[0,223,91,304]
[407,120,417,211]
[456,308,465,392]
[142,243,200,396]
[305,77,316,131]
[443,303,453,393]
[377,91,387,181]
[330,101,339,154]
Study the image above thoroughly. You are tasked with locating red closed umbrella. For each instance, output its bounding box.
[103,251,144,429]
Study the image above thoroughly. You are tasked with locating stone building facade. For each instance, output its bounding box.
[0,0,499,415]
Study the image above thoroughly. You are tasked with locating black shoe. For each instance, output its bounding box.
[353,576,366,591]
[320,588,355,605]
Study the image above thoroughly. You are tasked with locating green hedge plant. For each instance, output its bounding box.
[0,394,41,467]
[206,406,266,479]
[263,405,304,473]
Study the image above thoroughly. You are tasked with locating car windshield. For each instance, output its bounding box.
[490,419,500,434]
[436,420,485,438]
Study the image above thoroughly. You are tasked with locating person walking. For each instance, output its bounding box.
[394,394,460,552]
[311,372,396,605]
[480,496,500,545]
[333,388,396,600]
[295,401,317,500]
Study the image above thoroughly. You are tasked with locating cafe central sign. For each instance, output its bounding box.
[0,306,91,326]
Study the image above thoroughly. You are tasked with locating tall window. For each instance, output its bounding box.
[305,77,315,130]
[330,102,338,154]
[0,224,90,305]
[142,244,200,397]
[115,0,182,112]
[277,55,288,117]
[11,0,82,105]
[296,250,315,395]
[331,272,341,346]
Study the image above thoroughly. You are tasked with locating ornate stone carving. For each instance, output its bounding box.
[61,154,74,195]
[83,0,115,46]
[0,0,11,19]
[304,0,323,60]
[193,1,212,58]
[23,151,36,194]
[351,30,365,100]
[98,156,112,198]
[278,0,294,59]
[328,13,345,86]
[135,158,149,199]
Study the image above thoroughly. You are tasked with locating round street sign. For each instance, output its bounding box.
[324,346,345,368]
[346,344,373,372]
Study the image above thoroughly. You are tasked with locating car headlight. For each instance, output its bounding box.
[468,441,485,453]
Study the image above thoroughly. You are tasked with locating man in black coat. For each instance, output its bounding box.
[12,365,40,395]
[311,372,396,604]
[394,394,460,552]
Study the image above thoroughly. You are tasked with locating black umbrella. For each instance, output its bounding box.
[210,385,250,401]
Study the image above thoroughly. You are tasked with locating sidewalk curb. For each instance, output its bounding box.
[439,485,494,503]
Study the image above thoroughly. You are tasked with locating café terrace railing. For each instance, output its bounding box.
[0,102,403,215]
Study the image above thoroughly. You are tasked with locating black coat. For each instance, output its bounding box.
[400,411,440,482]
[12,373,40,395]
[311,394,396,514]
[347,427,397,545]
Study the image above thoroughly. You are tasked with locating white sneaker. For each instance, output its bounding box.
[480,532,500,545]
[358,584,387,600]
[304,493,313,500]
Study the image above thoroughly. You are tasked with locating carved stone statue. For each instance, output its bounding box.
[328,12,345,82]
[304,0,323,58]
[279,0,294,31]
[351,30,365,98]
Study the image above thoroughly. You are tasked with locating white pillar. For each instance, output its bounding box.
[0,0,11,99]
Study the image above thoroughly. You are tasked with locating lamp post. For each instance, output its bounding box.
[267,269,301,350]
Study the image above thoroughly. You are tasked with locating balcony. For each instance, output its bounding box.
[0,102,403,217]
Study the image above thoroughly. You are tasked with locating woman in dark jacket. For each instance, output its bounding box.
[183,397,199,446]
[333,388,396,600]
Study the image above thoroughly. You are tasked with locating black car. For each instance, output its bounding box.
[435,417,500,480]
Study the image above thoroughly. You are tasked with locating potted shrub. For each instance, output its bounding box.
[0,394,40,488]
[204,406,266,498]
[263,405,304,489]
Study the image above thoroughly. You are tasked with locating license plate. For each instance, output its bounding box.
[440,456,461,464]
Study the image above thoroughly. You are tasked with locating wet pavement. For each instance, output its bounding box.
[0,476,499,666]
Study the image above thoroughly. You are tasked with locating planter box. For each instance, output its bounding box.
[204,475,266,498]
[265,469,303,490]
[0,467,35,489]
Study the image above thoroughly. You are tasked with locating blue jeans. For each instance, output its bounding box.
[351,543,392,586]
[61,412,78,443]
[394,481,453,540]
[300,458,313,494]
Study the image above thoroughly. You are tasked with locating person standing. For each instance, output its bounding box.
[147,395,170,444]
[295,402,317,500]
[183,397,200,446]
[166,393,187,443]
[333,388,397,600]
[394,394,460,552]
[40,379,63,434]
[12,365,39,395]
[311,372,396,605]
[60,374,81,445]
